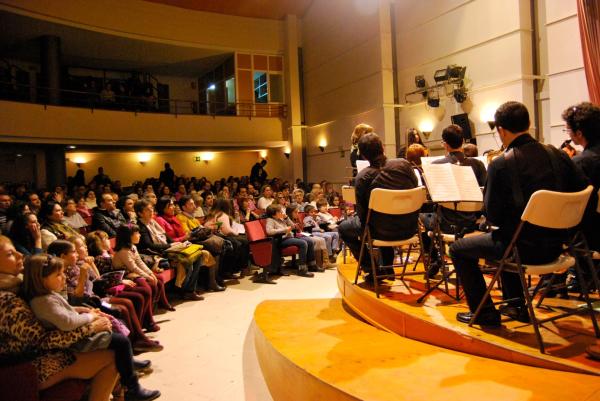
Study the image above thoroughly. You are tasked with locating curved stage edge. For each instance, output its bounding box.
[337,262,600,376]
[253,298,600,401]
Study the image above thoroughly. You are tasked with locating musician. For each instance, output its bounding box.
[450,101,586,327]
[339,133,418,284]
[420,124,487,277]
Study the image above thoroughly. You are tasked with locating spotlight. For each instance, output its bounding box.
[453,87,468,103]
[433,68,449,83]
[447,65,466,80]
[427,92,440,108]
[415,75,426,88]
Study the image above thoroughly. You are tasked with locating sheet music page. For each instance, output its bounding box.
[421,155,445,165]
[414,168,423,187]
[451,164,484,202]
[421,163,461,202]
[356,160,370,173]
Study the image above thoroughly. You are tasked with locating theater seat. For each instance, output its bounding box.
[0,362,86,401]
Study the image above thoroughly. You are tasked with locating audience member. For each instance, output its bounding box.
[92,194,126,237]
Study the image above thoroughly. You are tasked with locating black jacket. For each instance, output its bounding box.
[136,220,172,255]
[91,208,126,238]
[355,158,419,241]
[485,134,587,262]
[572,143,600,249]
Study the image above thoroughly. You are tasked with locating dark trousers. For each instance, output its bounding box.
[109,332,136,385]
[449,232,524,313]
[181,261,202,293]
[338,215,394,270]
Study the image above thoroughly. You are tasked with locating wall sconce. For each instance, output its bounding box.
[318,138,327,152]
[480,103,499,131]
[487,121,496,130]
[72,156,87,168]
[283,146,291,159]
[137,153,151,166]
[200,152,214,163]
[259,150,268,159]
[418,121,434,140]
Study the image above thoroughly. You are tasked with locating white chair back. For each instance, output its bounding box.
[342,185,356,204]
[439,201,483,212]
[368,187,426,215]
[521,185,593,229]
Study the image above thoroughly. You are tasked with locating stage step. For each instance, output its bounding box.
[337,260,600,375]
[253,298,600,401]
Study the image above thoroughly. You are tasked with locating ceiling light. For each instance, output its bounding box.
[453,87,468,103]
[447,65,466,80]
[415,75,426,88]
[427,92,440,108]
[433,68,449,83]
[207,84,216,91]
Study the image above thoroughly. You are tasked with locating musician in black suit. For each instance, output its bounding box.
[450,101,587,326]
[420,124,487,277]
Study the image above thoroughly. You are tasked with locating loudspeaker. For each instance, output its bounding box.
[451,113,473,142]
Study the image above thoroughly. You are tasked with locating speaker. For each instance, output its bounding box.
[451,113,473,142]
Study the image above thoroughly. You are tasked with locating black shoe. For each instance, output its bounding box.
[298,266,314,277]
[253,272,277,284]
[133,359,151,371]
[498,305,530,323]
[125,383,161,401]
[308,264,325,273]
[456,311,501,327]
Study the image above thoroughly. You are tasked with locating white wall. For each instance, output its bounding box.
[395,0,534,154]
[543,0,588,147]
[302,0,389,184]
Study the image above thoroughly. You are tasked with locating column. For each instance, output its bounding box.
[40,35,62,105]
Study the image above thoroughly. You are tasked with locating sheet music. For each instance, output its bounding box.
[414,168,424,187]
[232,221,245,234]
[422,163,483,202]
[421,155,445,165]
[356,160,370,173]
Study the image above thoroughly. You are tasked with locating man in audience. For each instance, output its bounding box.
[91,193,126,237]
[562,102,600,291]
[0,193,12,234]
[27,192,41,215]
[159,162,176,190]
[420,124,487,277]
[450,101,587,327]
[338,132,419,283]
[90,166,112,186]
[250,159,268,185]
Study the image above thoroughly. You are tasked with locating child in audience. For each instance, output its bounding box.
[265,204,319,277]
[24,254,161,401]
[303,205,340,262]
[316,199,339,231]
[286,205,334,269]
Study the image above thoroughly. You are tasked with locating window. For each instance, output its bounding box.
[268,74,283,103]
[253,72,268,103]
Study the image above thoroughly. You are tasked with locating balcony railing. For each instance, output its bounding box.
[0,81,287,119]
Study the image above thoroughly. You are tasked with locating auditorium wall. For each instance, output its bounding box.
[543,0,588,147]
[66,149,289,187]
[301,0,394,184]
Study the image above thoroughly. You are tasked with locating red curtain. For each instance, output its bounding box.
[577,0,600,104]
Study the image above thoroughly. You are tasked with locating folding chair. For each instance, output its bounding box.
[470,185,599,353]
[354,187,427,298]
[417,201,484,303]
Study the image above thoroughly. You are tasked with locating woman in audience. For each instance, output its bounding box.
[205,198,249,276]
[238,196,260,223]
[116,208,174,310]
[257,185,274,210]
[174,184,186,202]
[0,236,119,401]
[87,231,159,334]
[154,197,223,295]
[397,128,428,159]
[76,195,93,219]
[85,190,97,210]
[291,189,307,211]
[39,201,84,249]
[118,195,137,224]
[63,197,88,231]
[201,193,215,216]
[9,212,43,256]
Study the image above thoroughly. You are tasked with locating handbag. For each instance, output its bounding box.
[189,227,213,242]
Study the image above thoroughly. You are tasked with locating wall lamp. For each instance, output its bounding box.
[137,153,151,166]
[418,121,434,140]
[71,156,87,168]
[318,138,327,152]
[283,146,291,159]
[200,152,214,163]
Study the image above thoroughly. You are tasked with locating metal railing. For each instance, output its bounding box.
[0,81,287,119]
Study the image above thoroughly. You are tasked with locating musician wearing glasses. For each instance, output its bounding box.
[450,101,586,327]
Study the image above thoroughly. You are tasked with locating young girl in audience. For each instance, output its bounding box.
[264,204,319,277]
[112,224,174,311]
[24,254,161,401]
[316,199,339,231]
[75,195,92,219]
[70,235,161,352]
[303,205,340,262]
[87,230,159,335]
[286,205,334,270]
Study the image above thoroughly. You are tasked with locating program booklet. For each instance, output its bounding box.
[421,163,483,203]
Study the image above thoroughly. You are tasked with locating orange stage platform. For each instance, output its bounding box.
[337,256,600,375]
[253,298,600,401]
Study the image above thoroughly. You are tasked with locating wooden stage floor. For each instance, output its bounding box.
[337,254,600,375]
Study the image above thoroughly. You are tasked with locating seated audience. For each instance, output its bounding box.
[63,197,88,231]
[92,194,126,237]
[9,212,42,256]
[39,201,83,249]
